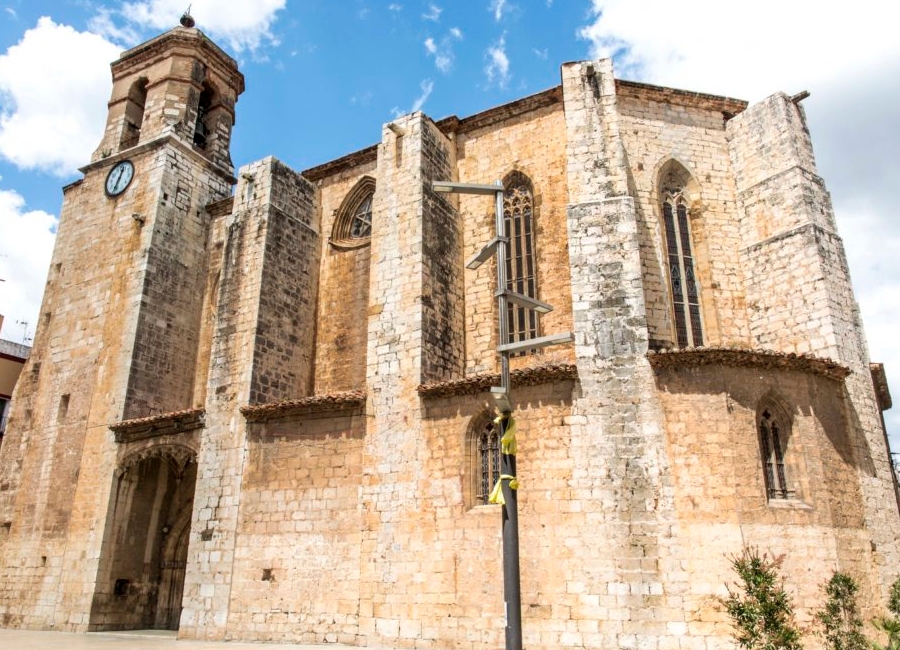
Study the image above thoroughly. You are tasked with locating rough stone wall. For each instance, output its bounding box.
[358,113,462,647]
[616,86,749,348]
[250,158,319,403]
[179,157,317,639]
[0,140,197,628]
[124,145,231,419]
[654,364,881,640]
[226,411,365,643]
[727,93,900,605]
[414,383,575,649]
[454,102,574,375]
[313,161,377,394]
[561,60,687,649]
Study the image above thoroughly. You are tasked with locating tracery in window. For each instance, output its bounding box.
[758,402,794,500]
[331,176,376,249]
[660,165,703,348]
[475,417,501,506]
[503,171,538,349]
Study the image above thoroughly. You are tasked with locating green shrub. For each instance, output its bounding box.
[720,547,802,650]
[873,577,900,650]
[814,572,867,650]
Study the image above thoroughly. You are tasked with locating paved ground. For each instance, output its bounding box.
[0,629,373,649]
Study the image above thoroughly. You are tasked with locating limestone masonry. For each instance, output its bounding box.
[0,24,898,650]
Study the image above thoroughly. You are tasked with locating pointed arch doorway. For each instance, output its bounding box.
[92,445,197,631]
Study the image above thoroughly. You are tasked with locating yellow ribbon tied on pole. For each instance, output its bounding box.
[488,415,519,505]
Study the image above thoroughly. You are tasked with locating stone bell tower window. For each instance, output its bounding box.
[120,78,147,149]
[503,171,539,348]
[193,84,215,149]
[662,187,703,348]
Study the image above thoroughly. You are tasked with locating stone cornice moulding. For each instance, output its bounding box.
[418,363,579,399]
[646,347,851,382]
[110,407,205,443]
[241,391,367,422]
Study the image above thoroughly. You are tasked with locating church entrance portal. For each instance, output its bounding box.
[92,447,197,631]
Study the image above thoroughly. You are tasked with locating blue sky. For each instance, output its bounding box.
[0,0,899,450]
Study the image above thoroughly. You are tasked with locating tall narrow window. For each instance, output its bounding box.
[503,172,538,348]
[662,188,703,347]
[120,78,147,149]
[758,406,793,500]
[193,84,215,149]
[476,419,501,506]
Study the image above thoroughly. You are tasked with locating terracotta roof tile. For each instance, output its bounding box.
[241,391,367,422]
[647,347,850,381]
[418,364,578,398]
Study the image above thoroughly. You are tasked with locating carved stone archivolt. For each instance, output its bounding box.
[117,443,197,480]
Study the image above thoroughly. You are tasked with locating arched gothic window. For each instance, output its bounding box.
[503,172,538,348]
[331,176,376,248]
[662,185,703,347]
[758,404,793,500]
[475,418,501,506]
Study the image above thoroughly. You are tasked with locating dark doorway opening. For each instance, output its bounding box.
[91,448,197,630]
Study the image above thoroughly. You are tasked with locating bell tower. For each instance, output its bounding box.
[0,19,243,631]
[92,17,243,172]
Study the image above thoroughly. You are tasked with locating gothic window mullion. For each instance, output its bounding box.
[663,191,703,347]
[503,177,538,351]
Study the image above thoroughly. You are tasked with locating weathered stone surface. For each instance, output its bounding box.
[0,26,897,650]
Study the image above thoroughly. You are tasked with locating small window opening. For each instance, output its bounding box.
[476,420,501,505]
[759,407,793,500]
[194,85,214,149]
[120,78,148,149]
[57,394,70,422]
[114,578,130,596]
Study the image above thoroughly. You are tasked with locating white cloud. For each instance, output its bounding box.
[0,17,120,177]
[411,79,434,112]
[533,47,548,60]
[424,29,462,74]
[422,3,442,22]
[484,36,510,88]
[577,0,900,449]
[88,7,141,44]
[119,0,286,53]
[0,189,56,344]
[388,3,403,11]
[390,78,435,118]
[4,7,16,19]
[489,0,510,21]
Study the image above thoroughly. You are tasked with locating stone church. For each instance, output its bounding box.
[0,20,898,650]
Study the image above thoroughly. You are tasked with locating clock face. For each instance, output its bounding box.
[105,160,134,197]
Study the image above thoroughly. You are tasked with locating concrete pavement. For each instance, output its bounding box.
[0,629,376,649]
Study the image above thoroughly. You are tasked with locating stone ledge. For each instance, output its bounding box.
[418,363,578,398]
[871,363,892,410]
[241,391,367,422]
[647,347,850,381]
[110,408,205,443]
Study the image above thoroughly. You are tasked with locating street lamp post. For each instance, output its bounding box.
[433,180,573,650]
